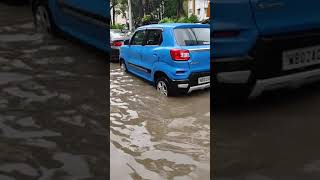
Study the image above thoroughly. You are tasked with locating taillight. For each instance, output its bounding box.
[213,31,240,38]
[170,49,190,61]
[111,41,123,47]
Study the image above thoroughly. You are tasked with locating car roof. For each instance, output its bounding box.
[137,23,209,30]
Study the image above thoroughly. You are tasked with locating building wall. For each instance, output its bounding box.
[187,0,209,21]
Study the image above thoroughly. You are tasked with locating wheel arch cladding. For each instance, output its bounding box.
[154,71,169,84]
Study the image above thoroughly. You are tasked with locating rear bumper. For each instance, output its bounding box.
[188,83,210,93]
[213,56,253,84]
[171,71,210,93]
[213,30,320,97]
[214,55,320,97]
[250,68,320,98]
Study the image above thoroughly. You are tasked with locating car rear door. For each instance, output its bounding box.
[54,0,108,51]
[174,27,210,73]
[140,29,163,81]
[250,0,320,35]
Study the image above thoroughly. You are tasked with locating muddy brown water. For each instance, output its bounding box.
[0,3,210,180]
[214,85,320,180]
[110,63,210,180]
[0,3,108,179]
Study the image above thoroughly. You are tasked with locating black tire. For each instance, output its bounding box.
[33,2,56,34]
[156,77,176,97]
[120,60,127,72]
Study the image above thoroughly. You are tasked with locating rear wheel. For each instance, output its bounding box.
[156,77,176,97]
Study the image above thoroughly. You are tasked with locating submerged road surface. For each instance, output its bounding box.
[110,63,210,180]
[214,84,320,180]
[0,3,108,179]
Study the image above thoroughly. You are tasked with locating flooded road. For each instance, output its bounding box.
[0,3,108,179]
[214,85,320,180]
[110,63,210,180]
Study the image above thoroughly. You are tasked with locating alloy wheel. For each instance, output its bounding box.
[157,80,168,96]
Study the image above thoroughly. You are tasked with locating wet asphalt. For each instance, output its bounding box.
[110,63,210,180]
[214,84,320,180]
[0,3,108,180]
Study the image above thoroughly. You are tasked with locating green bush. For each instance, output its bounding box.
[143,15,152,22]
[176,17,188,23]
[188,14,199,23]
[159,17,175,23]
[159,15,199,24]
[111,24,125,30]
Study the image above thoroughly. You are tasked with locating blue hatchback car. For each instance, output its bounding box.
[119,23,210,96]
[31,0,109,52]
[212,0,320,99]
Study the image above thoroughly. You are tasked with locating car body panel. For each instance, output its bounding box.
[33,0,109,52]
[250,0,320,35]
[212,0,320,97]
[212,0,320,58]
[140,46,160,80]
[183,45,210,73]
[211,0,259,58]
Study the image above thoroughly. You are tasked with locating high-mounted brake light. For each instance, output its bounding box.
[213,31,240,38]
[170,49,190,61]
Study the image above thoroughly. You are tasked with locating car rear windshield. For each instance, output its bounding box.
[174,28,210,46]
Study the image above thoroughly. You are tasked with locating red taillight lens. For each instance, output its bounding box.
[111,41,123,47]
[170,49,190,61]
[213,31,240,38]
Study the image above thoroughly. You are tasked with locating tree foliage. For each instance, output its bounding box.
[163,0,186,18]
[159,15,199,24]
[111,0,188,28]
[110,0,128,25]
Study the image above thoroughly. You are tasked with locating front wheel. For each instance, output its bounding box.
[33,4,54,34]
[120,60,127,72]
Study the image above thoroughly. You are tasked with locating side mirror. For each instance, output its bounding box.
[124,39,130,45]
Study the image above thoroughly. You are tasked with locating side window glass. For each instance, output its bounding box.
[131,30,145,45]
[145,30,163,46]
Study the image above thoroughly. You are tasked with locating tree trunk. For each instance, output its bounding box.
[176,0,185,17]
[138,0,144,18]
[145,0,149,15]
[111,0,116,25]
[112,6,116,25]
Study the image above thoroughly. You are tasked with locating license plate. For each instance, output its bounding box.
[198,76,210,84]
[282,45,320,70]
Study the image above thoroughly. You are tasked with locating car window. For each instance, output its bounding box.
[131,30,145,45]
[145,30,162,46]
[174,28,210,46]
